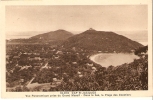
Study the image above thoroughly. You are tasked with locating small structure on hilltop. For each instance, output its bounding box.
[88,28,96,31]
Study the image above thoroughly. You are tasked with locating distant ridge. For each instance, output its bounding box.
[7,29,73,44]
[62,29,143,53]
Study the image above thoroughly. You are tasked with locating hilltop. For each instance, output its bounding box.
[30,29,73,41]
[62,28,143,53]
[7,29,73,44]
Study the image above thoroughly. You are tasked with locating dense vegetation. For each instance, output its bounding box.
[63,29,143,52]
[6,29,147,91]
[6,43,148,91]
[52,56,148,91]
[135,45,148,55]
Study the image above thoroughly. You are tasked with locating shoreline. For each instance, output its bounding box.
[90,53,139,67]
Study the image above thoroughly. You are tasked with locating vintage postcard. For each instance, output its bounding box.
[0,0,152,98]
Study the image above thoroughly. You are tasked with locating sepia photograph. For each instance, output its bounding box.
[5,5,148,92]
[0,0,152,98]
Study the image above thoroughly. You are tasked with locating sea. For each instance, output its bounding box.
[6,30,148,46]
[115,30,148,46]
[90,53,139,67]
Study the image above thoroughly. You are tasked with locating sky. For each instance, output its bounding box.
[6,5,148,33]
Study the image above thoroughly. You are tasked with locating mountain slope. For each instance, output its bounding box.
[7,29,73,44]
[62,29,143,53]
[30,29,73,41]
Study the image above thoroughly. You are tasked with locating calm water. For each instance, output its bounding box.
[115,30,148,46]
[90,53,139,67]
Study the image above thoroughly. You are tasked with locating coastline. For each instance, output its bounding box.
[90,53,139,67]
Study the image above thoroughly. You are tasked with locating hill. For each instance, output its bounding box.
[7,29,73,44]
[30,29,73,41]
[62,28,143,53]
